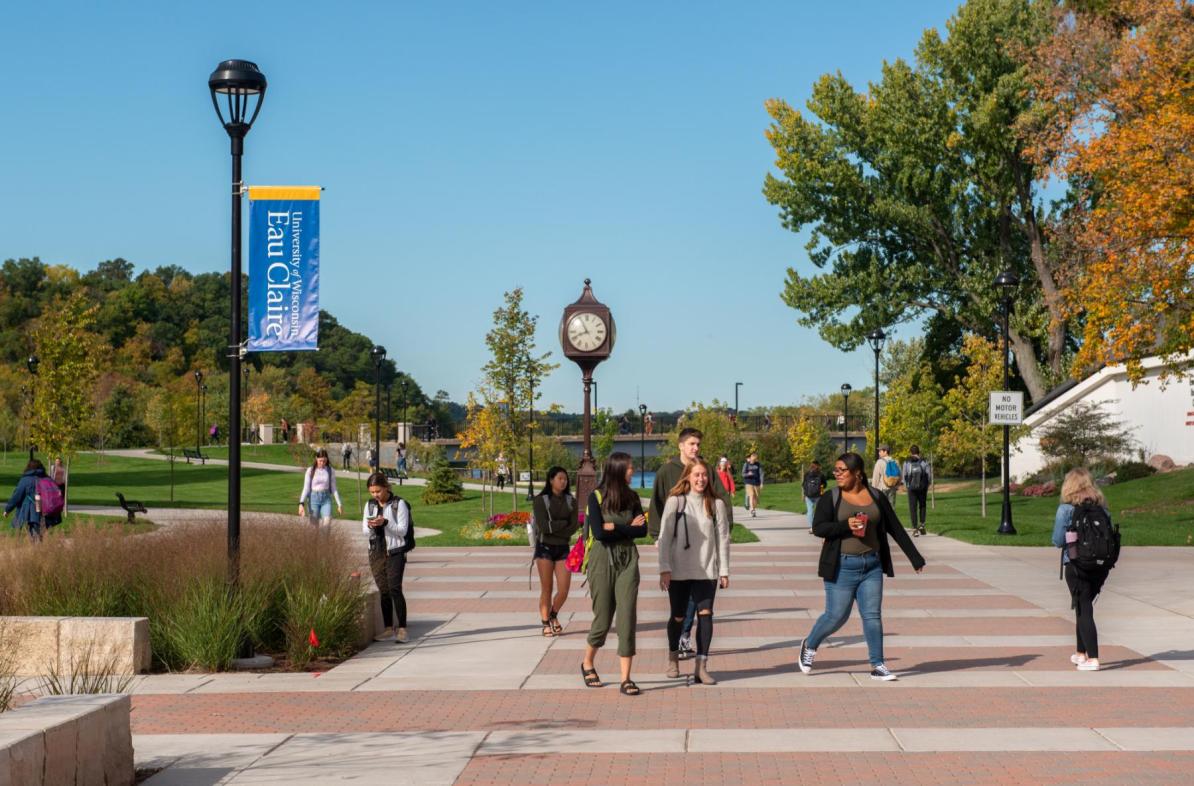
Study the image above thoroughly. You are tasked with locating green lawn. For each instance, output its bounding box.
[0,453,758,546]
[0,511,155,538]
[744,469,1194,547]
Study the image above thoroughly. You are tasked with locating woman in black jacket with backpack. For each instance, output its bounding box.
[798,452,925,681]
[531,466,580,637]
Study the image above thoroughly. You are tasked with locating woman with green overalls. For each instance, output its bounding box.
[581,451,647,696]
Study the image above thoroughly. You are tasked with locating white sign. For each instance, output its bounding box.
[518,471,531,482]
[989,391,1024,425]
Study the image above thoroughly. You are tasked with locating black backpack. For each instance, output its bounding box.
[367,496,416,554]
[802,471,824,499]
[905,460,928,492]
[1065,501,1119,574]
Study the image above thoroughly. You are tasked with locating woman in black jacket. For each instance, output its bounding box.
[798,452,925,681]
[531,466,580,636]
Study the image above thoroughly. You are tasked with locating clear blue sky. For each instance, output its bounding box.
[2,1,961,413]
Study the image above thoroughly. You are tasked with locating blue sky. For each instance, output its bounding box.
[1,1,962,412]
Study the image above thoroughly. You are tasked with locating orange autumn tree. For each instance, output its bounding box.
[1023,0,1194,382]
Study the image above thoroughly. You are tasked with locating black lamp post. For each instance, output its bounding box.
[209,58,266,598]
[734,382,743,427]
[242,365,251,443]
[25,356,38,459]
[193,371,204,451]
[866,329,886,460]
[371,345,386,469]
[840,383,852,452]
[201,385,208,445]
[995,270,1020,535]
[639,404,647,489]
[526,369,535,501]
[400,379,408,443]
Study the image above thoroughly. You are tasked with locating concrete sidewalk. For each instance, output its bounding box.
[127,506,1194,784]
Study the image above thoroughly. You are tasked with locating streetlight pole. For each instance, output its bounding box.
[193,370,204,452]
[639,404,647,489]
[242,365,251,443]
[526,370,535,501]
[372,346,386,471]
[995,270,1020,535]
[209,59,267,600]
[867,329,886,461]
[734,382,743,428]
[840,383,852,453]
[25,356,38,460]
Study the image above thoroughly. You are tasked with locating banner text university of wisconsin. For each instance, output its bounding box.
[248,186,320,352]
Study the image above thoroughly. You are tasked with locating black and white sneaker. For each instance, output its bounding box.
[798,639,816,674]
[870,663,898,681]
[678,636,695,660]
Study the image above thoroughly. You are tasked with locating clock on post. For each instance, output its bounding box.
[559,279,616,505]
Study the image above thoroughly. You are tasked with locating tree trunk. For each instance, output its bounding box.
[1017,167,1068,382]
[980,458,987,518]
[1007,325,1049,403]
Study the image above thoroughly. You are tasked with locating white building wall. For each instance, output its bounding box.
[1011,355,1194,480]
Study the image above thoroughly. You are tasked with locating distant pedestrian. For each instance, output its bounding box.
[341,442,353,470]
[659,459,731,685]
[280,418,291,444]
[1052,468,1119,672]
[871,446,901,508]
[582,452,647,696]
[50,456,68,501]
[902,446,932,536]
[644,412,654,436]
[209,422,220,444]
[496,454,508,490]
[715,456,736,499]
[763,413,772,432]
[798,452,925,682]
[364,472,413,644]
[396,442,408,481]
[4,459,61,541]
[801,460,826,533]
[299,448,343,528]
[531,467,580,637]
[366,447,378,472]
[741,452,763,517]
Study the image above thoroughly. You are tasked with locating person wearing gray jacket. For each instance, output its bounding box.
[658,459,731,685]
[363,472,413,643]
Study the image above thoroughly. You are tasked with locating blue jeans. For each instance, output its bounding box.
[307,490,332,523]
[806,553,885,667]
[681,595,696,638]
[805,496,820,529]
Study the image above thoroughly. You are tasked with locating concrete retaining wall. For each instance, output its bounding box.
[1,617,150,677]
[0,694,133,785]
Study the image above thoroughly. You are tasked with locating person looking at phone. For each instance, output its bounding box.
[363,472,413,643]
[798,452,925,681]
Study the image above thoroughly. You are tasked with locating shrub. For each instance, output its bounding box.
[1114,461,1156,483]
[281,579,365,670]
[423,454,464,504]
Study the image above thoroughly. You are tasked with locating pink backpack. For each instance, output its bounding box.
[37,477,64,517]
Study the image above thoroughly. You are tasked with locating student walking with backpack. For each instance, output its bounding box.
[741,452,763,517]
[658,459,731,685]
[299,448,344,528]
[798,452,925,681]
[902,446,932,536]
[582,452,648,696]
[4,459,63,540]
[870,446,901,507]
[531,466,580,637]
[801,461,826,534]
[363,472,416,643]
[1052,468,1120,672]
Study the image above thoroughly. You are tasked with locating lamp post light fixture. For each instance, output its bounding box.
[208,58,267,600]
[193,370,204,452]
[639,404,648,489]
[840,383,853,452]
[866,328,886,460]
[994,270,1020,536]
[371,345,387,470]
[25,356,38,459]
[734,382,743,427]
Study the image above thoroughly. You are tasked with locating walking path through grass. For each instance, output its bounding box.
[126,506,1194,784]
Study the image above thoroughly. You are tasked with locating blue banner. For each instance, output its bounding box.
[247,186,320,352]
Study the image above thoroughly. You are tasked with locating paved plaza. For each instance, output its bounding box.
[127,506,1194,785]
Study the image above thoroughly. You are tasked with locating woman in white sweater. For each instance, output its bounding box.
[658,459,731,685]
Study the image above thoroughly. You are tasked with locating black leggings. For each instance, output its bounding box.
[370,549,408,629]
[1065,563,1107,659]
[667,580,716,656]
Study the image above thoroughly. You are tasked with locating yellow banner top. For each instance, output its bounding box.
[248,186,321,201]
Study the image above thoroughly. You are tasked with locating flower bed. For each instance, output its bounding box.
[460,511,532,542]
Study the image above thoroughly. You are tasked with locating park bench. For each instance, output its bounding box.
[181,448,207,465]
[115,492,148,524]
[382,467,408,483]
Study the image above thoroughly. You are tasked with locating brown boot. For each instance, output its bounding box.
[666,651,680,678]
[694,657,717,685]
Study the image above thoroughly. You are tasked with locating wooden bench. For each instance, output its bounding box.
[181,448,207,465]
[115,492,148,524]
[382,467,406,482]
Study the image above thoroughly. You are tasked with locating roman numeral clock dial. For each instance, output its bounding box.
[567,312,607,352]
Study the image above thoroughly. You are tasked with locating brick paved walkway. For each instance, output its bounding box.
[131,507,1194,785]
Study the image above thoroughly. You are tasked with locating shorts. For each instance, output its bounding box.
[534,542,570,562]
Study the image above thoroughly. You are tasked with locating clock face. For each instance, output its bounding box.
[566,312,607,352]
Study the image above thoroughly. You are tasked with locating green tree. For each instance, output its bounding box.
[422,452,464,505]
[787,416,822,473]
[763,0,1065,401]
[28,293,104,459]
[1036,400,1137,474]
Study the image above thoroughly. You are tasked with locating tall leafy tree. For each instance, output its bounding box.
[28,292,104,459]
[764,0,1064,400]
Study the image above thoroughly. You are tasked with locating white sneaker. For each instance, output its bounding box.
[798,639,816,674]
[870,663,898,681]
[1070,653,1088,665]
[373,627,394,642]
[1076,659,1100,671]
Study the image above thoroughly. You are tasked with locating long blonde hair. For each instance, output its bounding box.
[1061,467,1106,507]
[669,459,718,518]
